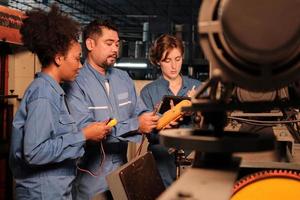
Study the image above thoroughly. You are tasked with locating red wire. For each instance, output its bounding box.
[77,141,106,177]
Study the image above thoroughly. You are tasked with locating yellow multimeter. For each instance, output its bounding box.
[106,118,118,127]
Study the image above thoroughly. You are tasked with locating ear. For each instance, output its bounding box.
[86,38,95,51]
[54,54,64,66]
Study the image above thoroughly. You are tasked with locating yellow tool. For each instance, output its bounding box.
[107,118,118,127]
[156,99,192,130]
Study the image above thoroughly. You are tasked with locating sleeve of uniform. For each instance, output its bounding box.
[140,85,160,144]
[114,74,149,143]
[23,98,85,165]
[65,81,95,129]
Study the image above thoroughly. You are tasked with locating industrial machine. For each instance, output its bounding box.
[158,0,300,199]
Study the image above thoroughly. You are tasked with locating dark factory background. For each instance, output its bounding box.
[1,0,209,81]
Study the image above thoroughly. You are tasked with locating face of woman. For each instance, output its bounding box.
[59,42,82,82]
[159,47,183,81]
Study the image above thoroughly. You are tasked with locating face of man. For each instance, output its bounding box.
[87,27,119,71]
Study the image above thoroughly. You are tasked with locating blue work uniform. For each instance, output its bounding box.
[9,72,86,200]
[140,75,200,187]
[64,62,147,199]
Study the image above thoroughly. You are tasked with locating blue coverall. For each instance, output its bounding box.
[9,72,86,200]
[140,75,200,187]
[64,62,147,199]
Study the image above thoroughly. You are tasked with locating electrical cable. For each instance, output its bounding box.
[76,141,106,177]
[228,116,300,125]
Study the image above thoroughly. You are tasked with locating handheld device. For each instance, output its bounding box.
[107,118,118,127]
[156,99,192,130]
[158,95,191,114]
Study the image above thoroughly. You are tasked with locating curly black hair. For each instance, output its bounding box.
[20,4,80,67]
[82,19,118,53]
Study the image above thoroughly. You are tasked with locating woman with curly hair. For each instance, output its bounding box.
[9,5,111,199]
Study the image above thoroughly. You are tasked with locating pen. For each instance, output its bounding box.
[153,104,159,116]
[187,85,196,97]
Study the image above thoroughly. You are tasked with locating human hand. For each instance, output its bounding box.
[163,100,181,129]
[187,85,197,97]
[138,112,159,134]
[163,119,180,129]
[157,99,192,130]
[82,121,111,141]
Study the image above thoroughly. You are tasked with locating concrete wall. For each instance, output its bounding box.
[8,50,40,98]
[7,50,41,115]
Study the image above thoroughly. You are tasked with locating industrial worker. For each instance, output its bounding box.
[9,5,111,200]
[140,34,201,187]
[64,19,159,199]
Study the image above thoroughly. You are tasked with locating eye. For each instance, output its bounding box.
[105,41,113,46]
[75,56,81,61]
[175,57,182,61]
[163,58,171,63]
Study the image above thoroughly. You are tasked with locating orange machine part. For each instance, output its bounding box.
[0,5,24,45]
[231,169,300,200]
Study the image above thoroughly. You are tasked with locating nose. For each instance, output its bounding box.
[112,43,119,53]
[171,60,177,69]
[78,61,83,69]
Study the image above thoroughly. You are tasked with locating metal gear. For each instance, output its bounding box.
[231,169,300,200]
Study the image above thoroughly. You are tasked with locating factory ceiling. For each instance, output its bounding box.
[4,0,202,41]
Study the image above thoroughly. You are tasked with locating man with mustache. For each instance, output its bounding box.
[64,19,159,199]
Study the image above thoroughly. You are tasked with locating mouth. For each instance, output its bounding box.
[107,55,117,63]
[74,70,79,77]
[109,54,118,59]
[108,54,118,59]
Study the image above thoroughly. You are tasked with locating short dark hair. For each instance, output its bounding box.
[149,34,184,66]
[82,19,118,52]
[20,4,80,67]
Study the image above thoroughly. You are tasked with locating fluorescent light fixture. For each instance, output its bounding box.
[114,62,147,68]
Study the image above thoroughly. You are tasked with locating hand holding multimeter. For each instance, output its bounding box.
[156,95,192,130]
[82,119,114,141]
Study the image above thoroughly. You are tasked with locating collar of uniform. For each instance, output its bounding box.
[84,61,112,82]
[157,76,170,88]
[181,76,190,90]
[158,74,188,90]
[36,72,65,96]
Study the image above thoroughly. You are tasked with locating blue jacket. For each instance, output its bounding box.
[140,75,200,187]
[64,62,148,198]
[9,72,85,200]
